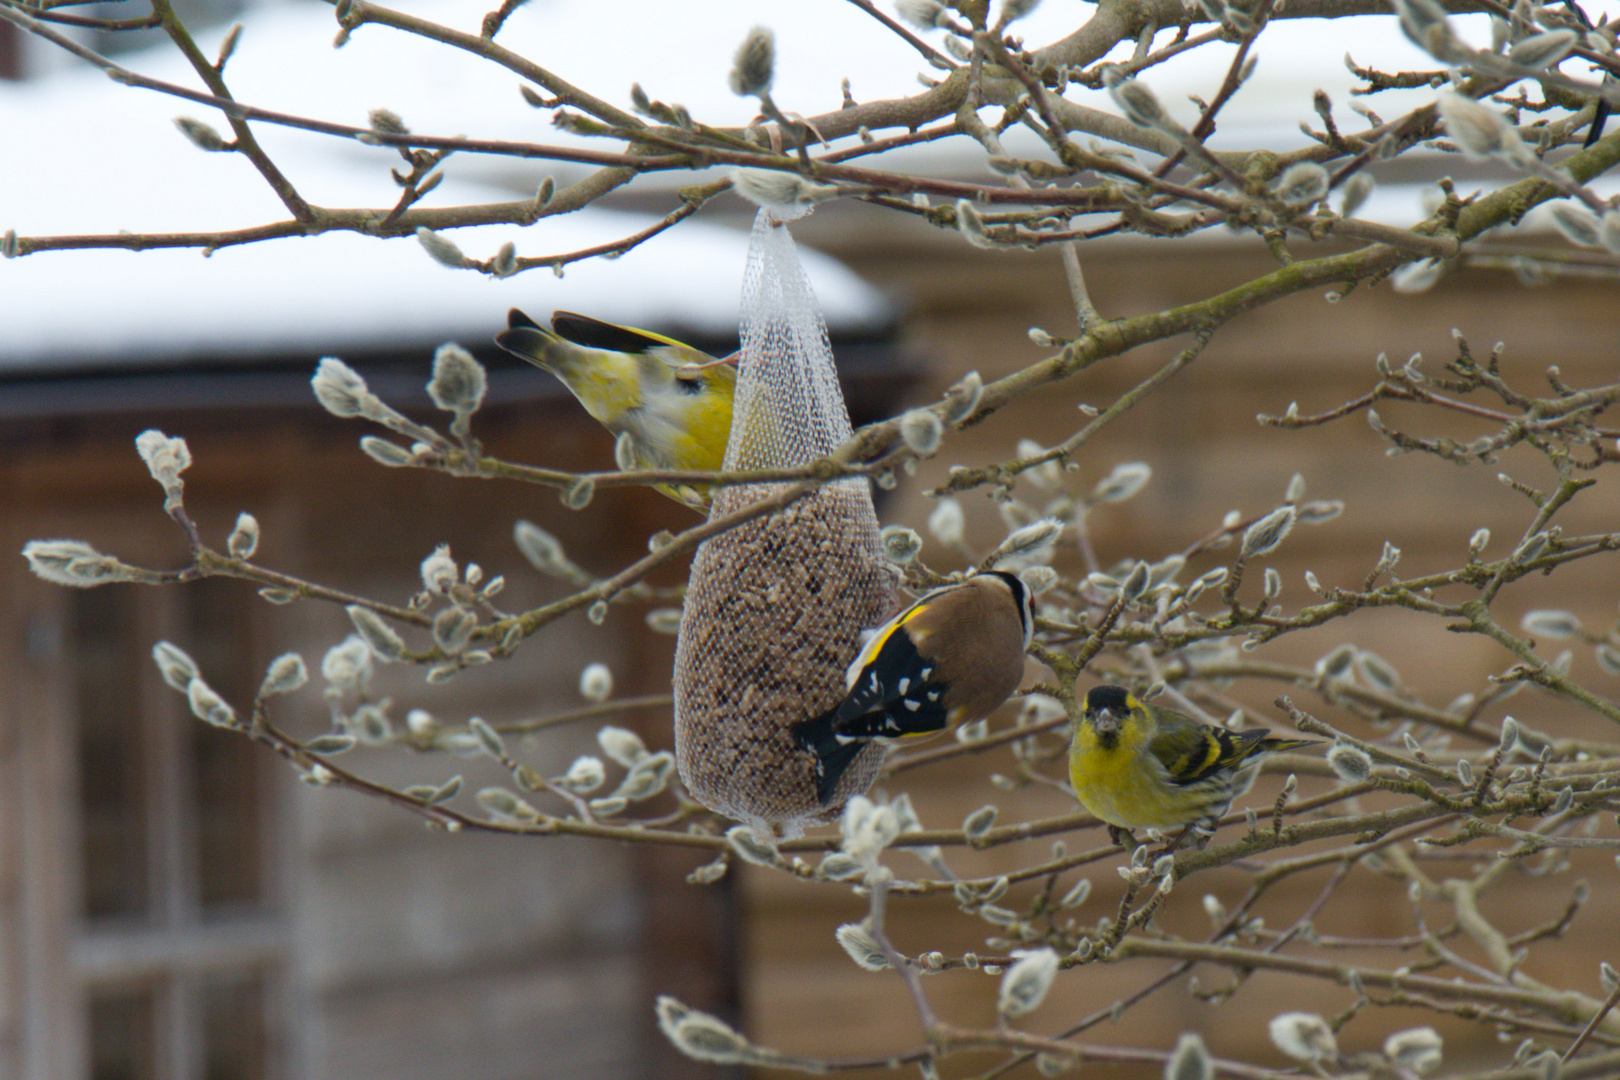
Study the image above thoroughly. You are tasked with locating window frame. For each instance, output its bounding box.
[8,502,290,1080]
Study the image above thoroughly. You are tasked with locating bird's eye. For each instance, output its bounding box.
[674,373,705,395]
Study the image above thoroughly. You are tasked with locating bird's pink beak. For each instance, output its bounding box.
[1089,708,1121,733]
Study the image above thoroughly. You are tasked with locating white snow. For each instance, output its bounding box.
[2,0,1610,369]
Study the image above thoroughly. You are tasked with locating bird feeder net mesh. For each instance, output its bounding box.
[673,208,898,838]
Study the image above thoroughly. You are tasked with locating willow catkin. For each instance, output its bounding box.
[674,480,896,838]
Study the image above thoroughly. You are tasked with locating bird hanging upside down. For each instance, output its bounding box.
[792,571,1034,805]
[494,309,737,509]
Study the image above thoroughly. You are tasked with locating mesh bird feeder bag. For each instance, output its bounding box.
[673,207,897,838]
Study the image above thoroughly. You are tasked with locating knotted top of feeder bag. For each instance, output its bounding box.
[672,208,897,838]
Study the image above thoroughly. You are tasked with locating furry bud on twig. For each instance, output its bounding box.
[187,677,236,728]
[1166,1032,1213,1080]
[227,512,260,559]
[513,520,584,580]
[1274,163,1330,206]
[943,371,983,424]
[1391,258,1445,294]
[896,0,952,30]
[955,200,995,249]
[1269,1012,1337,1062]
[419,544,458,595]
[579,663,613,702]
[928,499,966,546]
[997,948,1059,1017]
[1240,506,1295,559]
[963,804,998,839]
[215,22,243,69]
[880,525,924,565]
[597,725,648,767]
[321,637,373,690]
[427,343,487,419]
[174,117,232,152]
[135,429,191,507]
[1092,462,1151,503]
[1327,742,1372,781]
[1599,210,1620,256]
[259,653,309,697]
[1383,1027,1443,1074]
[989,518,1063,565]
[432,607,476,654]
[560,756,605,793]
[1340,173,1375,217]
[656,997,755,1066]
[899,408,945,454]
[367,108,409,135]
[1437,92,1528,164]
[1547,200,1602,247]
[491,241,518,278]
[727,26,774,96]
[311,358,373,417]
[1521,609,1581,639]
[152,641,200,691]
[1509,29,1577,69]
[468,717,505,760]
[415,226,470,269]
[347,604,406,661]
[834,922,891,971]
[730,168,839,208]
[22,540,144,588]
[1103,68,1168,129]
[1020,565,1057,595]
[361,436,414,467]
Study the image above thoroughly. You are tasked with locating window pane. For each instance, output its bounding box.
[185,580,265,909]
[74,589,150,920]
[200,971,269,1080]
[87,983,158,1080]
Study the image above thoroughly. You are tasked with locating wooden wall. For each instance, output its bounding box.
[735,223,1620,1077]
[0,397,733,1080]
[2,222,1616,1080]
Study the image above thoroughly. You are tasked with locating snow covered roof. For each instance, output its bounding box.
[2,0,1606,375]
[0,1,911,374]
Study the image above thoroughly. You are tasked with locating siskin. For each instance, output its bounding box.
[793,571,1033,805]
[1069,685,1317,848]
[495,309,736,508]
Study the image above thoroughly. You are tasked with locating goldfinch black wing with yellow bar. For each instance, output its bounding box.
[792,572,1032,805]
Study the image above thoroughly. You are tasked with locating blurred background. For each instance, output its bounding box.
[4,0,1619,1077]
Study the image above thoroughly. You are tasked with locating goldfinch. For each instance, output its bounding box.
[793,571,1033,805]
[1069,685,1317,848]
[494,309,737,508]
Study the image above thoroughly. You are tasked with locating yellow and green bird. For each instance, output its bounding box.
[1069,685,1317,849]
[495,309,737,509]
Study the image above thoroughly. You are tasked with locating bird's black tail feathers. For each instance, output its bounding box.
[791,708,867,806]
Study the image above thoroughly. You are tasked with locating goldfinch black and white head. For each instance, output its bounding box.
[792,570,1033,804]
